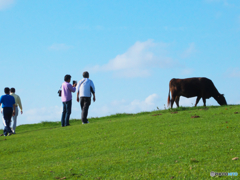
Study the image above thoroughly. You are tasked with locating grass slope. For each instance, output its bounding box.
[0,105,240,179]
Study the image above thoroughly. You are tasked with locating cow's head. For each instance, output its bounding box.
[216,94,227,106]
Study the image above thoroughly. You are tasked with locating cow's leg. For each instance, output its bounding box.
[202,97,206,106]
[195,96,201,107]
[175,96,180,108]
[171,95,176,108]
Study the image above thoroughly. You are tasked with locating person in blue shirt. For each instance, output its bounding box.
[0,87,15,136]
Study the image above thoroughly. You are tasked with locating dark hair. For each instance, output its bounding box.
[83,71,89,78]
[10,88,15,93]
[4,87,10,94]
[64,74,71,82]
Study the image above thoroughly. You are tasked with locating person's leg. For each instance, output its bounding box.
[12,107,18,133]
[82,97,91,124]
[2,116,7,136]
[61,102,67,127]
[80,97,85,123]
[5,119,11,135]
[80,97,84,110]
[3,107,13,135]
[86,97,91,123]
[65,100,72,126]
[7,108,13,134]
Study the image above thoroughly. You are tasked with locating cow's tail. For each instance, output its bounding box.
[167,88,171,107]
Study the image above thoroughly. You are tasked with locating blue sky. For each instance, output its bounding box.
[0,0,240,129]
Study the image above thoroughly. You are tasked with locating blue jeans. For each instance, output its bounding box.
[61,100,72,127]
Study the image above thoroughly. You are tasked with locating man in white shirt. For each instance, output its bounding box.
[76,71,96,124]
[10,88,23,134]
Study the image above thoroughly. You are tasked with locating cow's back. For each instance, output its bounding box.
[169,77,210,98]
[198,77,219,98]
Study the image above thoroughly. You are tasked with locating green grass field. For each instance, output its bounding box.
[0,105,240,179]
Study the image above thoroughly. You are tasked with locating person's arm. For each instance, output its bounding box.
[91,81,96,102]
[68,83,76,92]
[93,93,96,102]
[0,97,3,112]
[76,81,81,102]
[12,104,15,116]
[76,91,79,102]
[12,97,16,116]
[18,96,23,114]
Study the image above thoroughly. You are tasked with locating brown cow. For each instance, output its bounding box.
[167,77,227,108]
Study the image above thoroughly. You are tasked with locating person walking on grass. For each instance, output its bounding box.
[10,88,23,134]
[76,71,96,124]
[61,74,77,127]
[0,87,15,136]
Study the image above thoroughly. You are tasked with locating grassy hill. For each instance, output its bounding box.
[0,105,240,179]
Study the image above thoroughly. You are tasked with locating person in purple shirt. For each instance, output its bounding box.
[61,74,76,127]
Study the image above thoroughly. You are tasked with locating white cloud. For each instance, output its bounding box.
[181,68,194,75]
[0,0,15,10]
[145,94,160,106]
[127,94,160,112]
[89,40,178,78]
[48,43,72,51]
[205,0,237,8]
[114,69,151,78]
[226,68,240,78]
[181,43,196,58]
[90,94,161,117]
[170,96,219,108]
[89,94,220,117]
[170,97,196,108]
[25,106,62,122]
[126,93,160,111]
[222,0,236,8]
